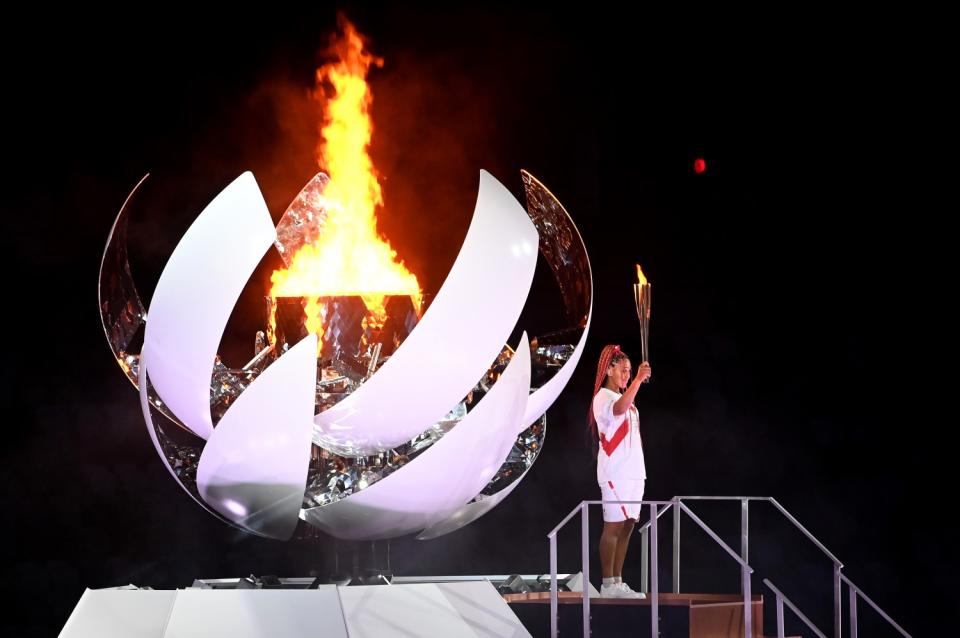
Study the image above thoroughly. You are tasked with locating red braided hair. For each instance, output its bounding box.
[587,344,629,442]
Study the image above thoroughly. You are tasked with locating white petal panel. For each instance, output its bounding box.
[521,310,592,431]
[141,172,275,440]
[197,335,318,540]
[138,352,257,535]
[304,334,532,539]
[312,171,539,456]
[415,467,532,540]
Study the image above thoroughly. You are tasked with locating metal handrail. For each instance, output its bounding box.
[840,573,912,638]
[635,495,908,638]
[763,578,829,638]
[638,496,841,565]
[548,499,754,638]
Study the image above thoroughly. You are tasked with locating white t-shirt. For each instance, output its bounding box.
[593,387,647,483]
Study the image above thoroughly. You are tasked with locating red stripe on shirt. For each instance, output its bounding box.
[599,417,629,456]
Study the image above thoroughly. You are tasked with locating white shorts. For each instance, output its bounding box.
[599,479,646,522]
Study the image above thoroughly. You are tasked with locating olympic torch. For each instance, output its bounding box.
[633,265,651,364]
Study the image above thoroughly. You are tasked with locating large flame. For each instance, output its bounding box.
[270,17,421,342]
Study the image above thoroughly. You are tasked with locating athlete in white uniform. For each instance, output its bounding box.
[589,344,652,598]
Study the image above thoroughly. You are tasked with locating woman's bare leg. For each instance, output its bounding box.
[599,521,622,579]
[613,519,636,576]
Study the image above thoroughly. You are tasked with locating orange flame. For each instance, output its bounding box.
[636,264,648,286]
[269,17,421,343]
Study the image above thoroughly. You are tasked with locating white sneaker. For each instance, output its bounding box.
[600,582,636,598]
[617,582,646,599]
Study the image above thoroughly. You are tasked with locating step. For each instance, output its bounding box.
[507,591,768,637]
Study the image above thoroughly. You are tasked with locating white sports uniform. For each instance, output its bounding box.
[593,387,646,522]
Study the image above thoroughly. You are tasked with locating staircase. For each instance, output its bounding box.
[508,590,777,637]
[543,496,911,638]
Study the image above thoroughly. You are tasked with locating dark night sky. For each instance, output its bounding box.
[2,5,951,636]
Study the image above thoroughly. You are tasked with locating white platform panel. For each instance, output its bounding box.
[162,588,347,638]
[338,581,531,638]
[59,588,177,638]
[60,582,530,637]
[434,581,533,638]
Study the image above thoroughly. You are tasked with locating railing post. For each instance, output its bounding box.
[650,502,659,638]
[673,498,681,593]
[550,534,558,638]
[640,526,649,593]
[764,578,831,638]
[776,593,785,638]
[743,563,752,638]
[834,563,842,638]
[581,503,590,637]
[848,586,858,638]
[741,498,750,591]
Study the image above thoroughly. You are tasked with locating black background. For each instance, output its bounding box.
[3,5,950,636]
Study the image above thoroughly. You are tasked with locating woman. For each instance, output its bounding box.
[589,344,651,598]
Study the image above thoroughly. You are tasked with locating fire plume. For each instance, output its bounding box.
[269,17,421,344]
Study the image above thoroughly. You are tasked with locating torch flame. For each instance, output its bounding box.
[269,17,421,343]
[636,264,648,286]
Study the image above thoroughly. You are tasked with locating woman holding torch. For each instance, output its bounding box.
[589,266,653,598]
[590,345,651,598]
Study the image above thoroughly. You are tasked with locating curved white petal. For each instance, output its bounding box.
[313,170,539,455]
[141,172,276,440]
[419,171,595,535]
[138,351,261,536]
[304,334,532,540]
[521,310,592,431]
[197,335,318,540]
[415,467,532,540]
